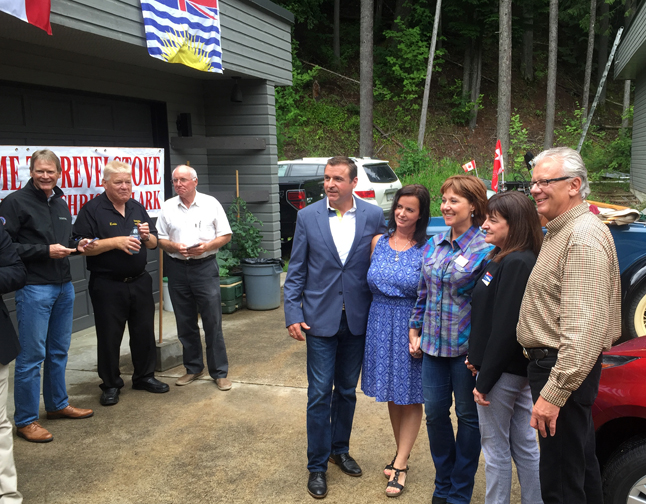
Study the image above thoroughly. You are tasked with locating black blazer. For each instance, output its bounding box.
[0,225,27,365]
[468,249,537,394]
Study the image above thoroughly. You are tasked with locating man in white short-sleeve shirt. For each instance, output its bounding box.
[158,165,233,390]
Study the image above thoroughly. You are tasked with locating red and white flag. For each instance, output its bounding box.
[0,0,51,35]
[462,160,476,172]
[491,139,505,192]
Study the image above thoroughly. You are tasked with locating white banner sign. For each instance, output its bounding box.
[0,146,165,220]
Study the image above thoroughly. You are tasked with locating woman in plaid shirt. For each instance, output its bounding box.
[409,175,492,504]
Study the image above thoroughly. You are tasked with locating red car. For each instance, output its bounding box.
[594,337,646,503]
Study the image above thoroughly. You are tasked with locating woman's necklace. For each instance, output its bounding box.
[393,235,413,261]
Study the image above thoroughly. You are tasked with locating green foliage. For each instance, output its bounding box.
[275,40,319,158]
[508,112,533,172]
[443,79,483,125]
[216,249,239,277]
[226,198,266,260]
[605,133,632,172]
[375,17,444,121]
[396,140,464,216]
[396,140,434,178]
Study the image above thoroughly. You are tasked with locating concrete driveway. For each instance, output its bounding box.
[10,295,523,503]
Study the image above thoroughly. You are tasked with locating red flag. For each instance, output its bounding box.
[462,160,476,172]
[0,0,52,34]
[492,140,505,192]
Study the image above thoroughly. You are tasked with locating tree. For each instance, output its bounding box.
[333,0,340,68]
[597,0,609,106]
[497,0,512,164]
[521,1,533,81]
[360,0,374,157]
[544,0,558,148]
[418,0,443,148]
[582,0,596,119]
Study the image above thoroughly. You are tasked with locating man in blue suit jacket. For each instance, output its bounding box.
[284,156,386,499]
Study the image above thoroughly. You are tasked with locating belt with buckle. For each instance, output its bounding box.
[95,271,145,283]
[523,347,558,360]
[169,255,215,265]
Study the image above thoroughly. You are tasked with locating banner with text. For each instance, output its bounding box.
[0,146,165,220]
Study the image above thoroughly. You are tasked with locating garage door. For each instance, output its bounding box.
[0,82,168,332]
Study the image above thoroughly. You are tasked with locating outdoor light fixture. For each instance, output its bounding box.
[176,113,192,137]
[230,77,243,103]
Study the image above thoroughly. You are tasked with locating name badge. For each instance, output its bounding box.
[455,254,468,267]
[482,272,493,286]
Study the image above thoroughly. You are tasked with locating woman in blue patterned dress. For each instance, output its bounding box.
[361,184,431,498]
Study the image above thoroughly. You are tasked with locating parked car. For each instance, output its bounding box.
[278,157,402,250]
[595,337,646,503]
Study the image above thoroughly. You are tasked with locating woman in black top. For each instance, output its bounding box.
[466,191,544,504]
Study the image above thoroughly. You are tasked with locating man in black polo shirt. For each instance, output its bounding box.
[74,161,169,406]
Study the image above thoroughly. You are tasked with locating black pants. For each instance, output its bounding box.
[167,257,228,378]
[89,272,156,390]
[527,354,603,504]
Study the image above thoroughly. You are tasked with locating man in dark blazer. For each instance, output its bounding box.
[0,224,27,501]
[284,156,386,499]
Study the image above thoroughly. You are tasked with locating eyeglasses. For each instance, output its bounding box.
[529,176,573,189]
[172,177,195,184]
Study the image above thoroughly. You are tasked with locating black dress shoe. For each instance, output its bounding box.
[132,377,170,393]
[431,495,447,504]
[328,453,362,477]
[307,472,328,499]
[100,388,120,406]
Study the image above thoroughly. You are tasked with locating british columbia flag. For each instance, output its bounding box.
[140,0,222,73]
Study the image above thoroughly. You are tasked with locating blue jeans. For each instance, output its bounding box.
[14,283,74,427]
[422,353,481,504]
[305,312,365,472]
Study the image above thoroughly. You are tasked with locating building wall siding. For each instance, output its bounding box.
[202,79,280,259]
[50,0,293,85]
[631,68,646,195]
[616,1,646,79]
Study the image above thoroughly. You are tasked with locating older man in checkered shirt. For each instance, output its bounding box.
[517,147,621,504]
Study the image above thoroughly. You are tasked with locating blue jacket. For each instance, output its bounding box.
[284,198,386,336]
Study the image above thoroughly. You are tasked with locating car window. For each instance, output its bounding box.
[362,163,398,183]
[278,164,289,177]
[289,164,321,177]
[317,165,326,175]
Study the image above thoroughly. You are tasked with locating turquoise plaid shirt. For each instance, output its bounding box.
[410,226,492,357]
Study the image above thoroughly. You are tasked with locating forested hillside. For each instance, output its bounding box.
[273,0,635,200]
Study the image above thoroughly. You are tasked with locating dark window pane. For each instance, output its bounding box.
[362,163,398,183]
[289,164,320,177]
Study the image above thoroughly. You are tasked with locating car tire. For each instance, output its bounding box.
[602,436,646,504]
[625,283,646,340]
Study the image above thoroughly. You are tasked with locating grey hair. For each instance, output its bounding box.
[173,165,198,180]
[533,147,590,200]
[103,161,131,182]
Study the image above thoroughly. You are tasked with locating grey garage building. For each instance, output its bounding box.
[0,0,293,331]
[615,0,646,200]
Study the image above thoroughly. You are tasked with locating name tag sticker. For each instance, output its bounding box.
[455,254,469,267]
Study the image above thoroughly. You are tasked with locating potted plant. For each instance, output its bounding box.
[226,197,283,310]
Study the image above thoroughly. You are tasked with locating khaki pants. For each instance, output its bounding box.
[0,363,21,503]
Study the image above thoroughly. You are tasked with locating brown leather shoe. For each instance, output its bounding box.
[46,405,94,420]
[215,377,232,391]
[176,370,204,386]
[16,422,53,443]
